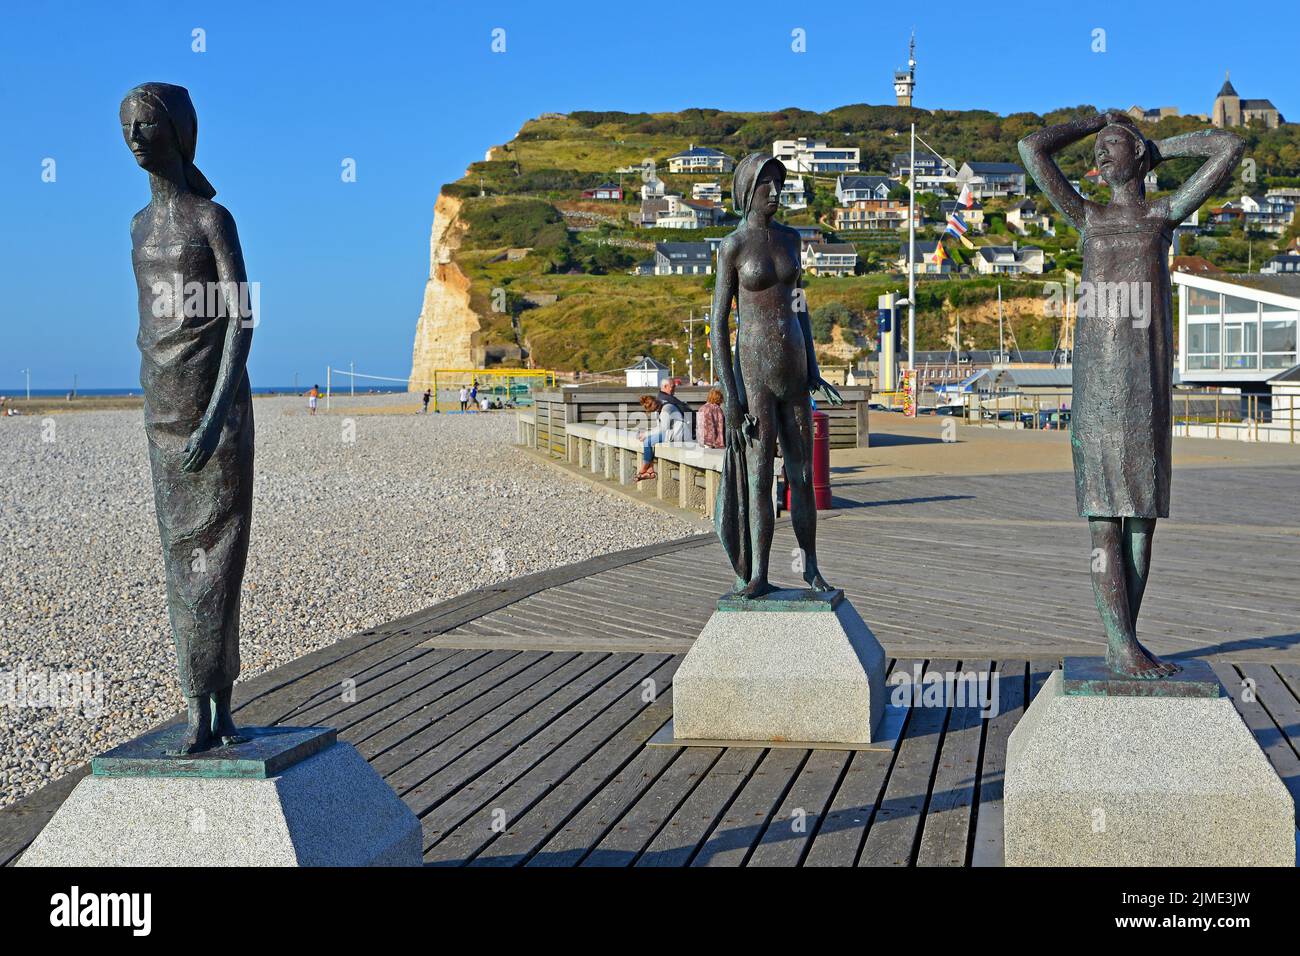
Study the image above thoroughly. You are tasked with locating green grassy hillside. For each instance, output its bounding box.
[436,106,1300,373]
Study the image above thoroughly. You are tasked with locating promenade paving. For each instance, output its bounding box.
[4,419,1296,866]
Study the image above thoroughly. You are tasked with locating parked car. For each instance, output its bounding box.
[1022,409,1071,429]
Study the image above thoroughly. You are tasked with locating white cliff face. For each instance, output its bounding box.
[408,193,482,390]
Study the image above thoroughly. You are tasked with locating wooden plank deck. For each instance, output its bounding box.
[3,464,1298,865]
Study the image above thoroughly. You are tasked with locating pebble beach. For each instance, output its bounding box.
[0,394,698,807]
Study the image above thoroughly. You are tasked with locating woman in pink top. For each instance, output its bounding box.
[697,387,725,449]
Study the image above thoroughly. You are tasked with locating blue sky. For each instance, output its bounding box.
[1,0,1290,389]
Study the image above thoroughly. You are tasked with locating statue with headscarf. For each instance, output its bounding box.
[709,152,843,598]
[1019,111,1243,679]
[121,82,256,752]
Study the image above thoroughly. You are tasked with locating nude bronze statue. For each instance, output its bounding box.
[121,83,255,751]
[710,152,842,598]
[1019,112,1242,678]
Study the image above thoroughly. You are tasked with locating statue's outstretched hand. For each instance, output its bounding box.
[812,377,844,407]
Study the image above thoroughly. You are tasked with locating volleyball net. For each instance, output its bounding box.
[323,366,557,412]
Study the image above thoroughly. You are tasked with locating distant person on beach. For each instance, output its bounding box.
[697,387,725,449]
[421,389,431,413]
[480,394,491,412]
[307,385,319,415]
[459,386,469,412]
[470,382,479,409]
[635,394,684,481]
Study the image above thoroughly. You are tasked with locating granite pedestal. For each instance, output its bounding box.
[1005,658,1295,867]
[19,726,423,867]
[671,588,887,745]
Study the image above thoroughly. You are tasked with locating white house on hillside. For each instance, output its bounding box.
[692,181,722,204]
[654,242,714,275]
[780,176,807,210]
[836,175,895,203]
[667,145,735,174]
[1007,199,1053,236]
[891,150,957,194]
[975,244,1044,275]
[897,240,953,275]
[956,161,1027,199]
[802,242,858,277]
[773,137,861,174]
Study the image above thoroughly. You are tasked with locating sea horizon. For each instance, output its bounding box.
[0,385,411,397]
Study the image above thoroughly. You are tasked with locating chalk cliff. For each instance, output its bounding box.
[408,193,482,389]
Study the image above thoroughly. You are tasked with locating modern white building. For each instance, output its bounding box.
[1173,271,1300,391]
[773,137,861,174]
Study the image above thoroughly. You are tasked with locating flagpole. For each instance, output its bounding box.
[907,122,916,371]
[998,284,1004,364]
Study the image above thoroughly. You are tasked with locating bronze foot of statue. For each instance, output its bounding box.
[1106,638,1180,680]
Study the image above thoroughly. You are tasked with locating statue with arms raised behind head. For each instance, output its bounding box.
[1019,113,1242,678]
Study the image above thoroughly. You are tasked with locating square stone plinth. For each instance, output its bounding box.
[672,589,886,745]
[1005,668,1295,867]
[20,739,422,867]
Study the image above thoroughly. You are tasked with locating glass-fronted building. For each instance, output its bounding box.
[1173,272,1300,391]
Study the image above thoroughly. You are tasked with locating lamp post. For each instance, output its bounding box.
[907,122,917,370]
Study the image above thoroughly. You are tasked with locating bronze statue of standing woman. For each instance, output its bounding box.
[710,153,842,598]
[121,83,255,751]
[1019,112,1242,677]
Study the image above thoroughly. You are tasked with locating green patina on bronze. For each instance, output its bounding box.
[91,726,336,779]
[1061,657,1223,699]
[716,587,843,613]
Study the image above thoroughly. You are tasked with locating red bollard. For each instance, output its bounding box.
[787,410,833,511]
[812,410,832,510]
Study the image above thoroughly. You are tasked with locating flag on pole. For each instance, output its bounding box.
[932,241,949,266]
[957,183,974,209]
[945,214,975,249]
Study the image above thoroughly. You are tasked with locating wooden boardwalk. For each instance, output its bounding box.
[3,463,1298,866]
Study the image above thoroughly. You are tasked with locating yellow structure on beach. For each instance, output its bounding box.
[413,368,557,412]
